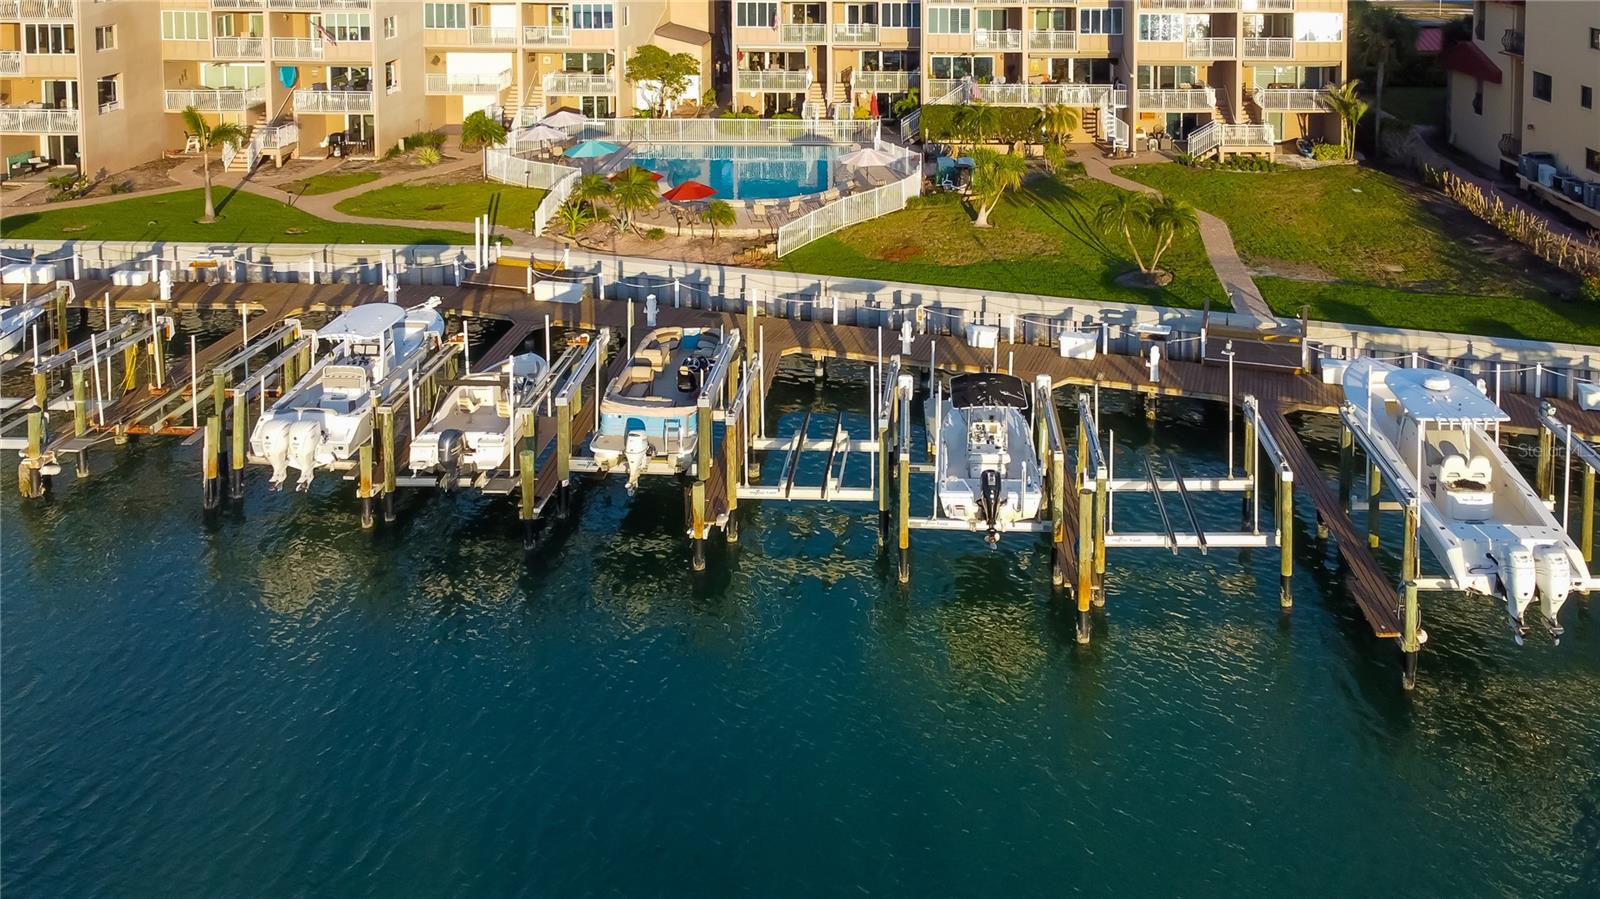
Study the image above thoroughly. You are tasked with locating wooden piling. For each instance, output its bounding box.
[556,398,572,518]
[724,410,740,543]
[1535,426,1555,502]
[1278,468,1294,608]
[691,478,707,571]
[52,285,69,354]
[1075,483,1093,644]
[876,422,891,547]
[1050,449,1066,587]
[33,370,47,416]
[72,367,88,436]
[1581,466,1595,564]
[358,443,375,529]
[697,405,712,480]
[1337,424,1354,510]
[19,411,45,498]
[896,442,910,584]
[1367,463,1382,548]
[379,408,396,523]
[1401,502,1420,583]
[1092,468,1108,606]
[1400,580,1421,691]
[229,387,246,499]
[518,448,537,550]
[202,414,221,509]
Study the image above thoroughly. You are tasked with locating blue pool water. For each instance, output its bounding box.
[627,142,840,200]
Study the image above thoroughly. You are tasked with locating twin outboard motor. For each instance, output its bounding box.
[623,430,651,495]
[286,420,328,492]
[979,469,1002,545]
[435,428,465,491]
[1499,546,1537,644]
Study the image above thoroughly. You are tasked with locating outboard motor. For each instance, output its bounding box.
[1499,545,1537,644]
[286,419,328,492]
[1534,547,1573,641]
[254,419,293,490]
[979,468,1002,545]
[623,430,651,495]
[435,428,465,491]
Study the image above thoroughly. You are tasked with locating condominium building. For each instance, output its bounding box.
[1444,0,1600,226]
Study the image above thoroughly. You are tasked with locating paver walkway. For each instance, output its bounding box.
[1079,153,1275,321]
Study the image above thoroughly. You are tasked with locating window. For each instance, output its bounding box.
[1139,14,1183,41]
[926,6,971,34]
[1591,28,1600,50]
[384,60,398,92]
[321,13,370,41]
[1079,8,1122,35]
[1472,80,1482,115]
[383,16,396,38]
[94,24,114,50]
[571,3,613,29]
[879,2,917,29]
[929,54,992,81]
[1138,65,1198,89]
[96,74,119,113]
[160,11,208,41]
[1583,86,1593,110]
[23,23,76,53]
[563,51,611,73]
[860,49,913,71]
[1533,71,1551,102]
[735,2,776,28]
[581,94,613,117]
[329,66,371,90]
[1033,8,1071,32]
[1296,13,1343,42]
[1586,148,1599,173]
[423,3,465,29]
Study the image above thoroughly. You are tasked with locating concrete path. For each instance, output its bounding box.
[1079,153,1275,321]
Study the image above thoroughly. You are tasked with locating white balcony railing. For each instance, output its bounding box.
[1185,37,1236,57]
[17,0,73,18]
[1240,0,1295,9]
[1242,37,1294,58]
[1028,30,1077,51]
[778,23,826,44]
[253,121,298,150]
[425,70,512,93]
[832,23,879,44]
[973,28,1023,50]
[293,89,373,112]
[270,37,324,58]
[0,50,21,74]
[164,87,267,111]
[1186,120,1276,156]
[1137,86,1217,109]
[213,36,265,58]
[853,70,916,92]
[735,69,809,92]
[0,106,80,133]
[929,79,1128,108]
[1251,87,1330,110]
[268,0,368,7]
[211,0,265,8]
[469,25,519,46]
[522,24,570,45]
[1141,0,1237,9]
[543,72,615,95]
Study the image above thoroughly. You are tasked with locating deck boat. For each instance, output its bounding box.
[251,300,445,490]
[407,352,550,485]
[0,297,47,357]
[925,372,1044,543]
[1343,357,1591,641]
[591,326,725,492]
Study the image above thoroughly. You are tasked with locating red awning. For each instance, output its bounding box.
[1415,27,1443,54]
[1440,40,1502,84]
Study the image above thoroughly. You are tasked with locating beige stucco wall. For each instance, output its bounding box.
[1519,0,1598,176]
[77,0,165,177]
[1446,0,1521,170]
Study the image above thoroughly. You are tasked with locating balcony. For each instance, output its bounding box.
[1242,37,1294,58]
[212,0,265,7]
[853,70,916,92]
[0,106,80,133]
[164,87,267,111]
[974,29,1023,50]
[1240,0,1295,8]
[543,71,615,94]
[778,23,826,44]
[1142,0,1237,8]
[9,0,74,18]
[271,37,325,59]
[425,70,512,94]
[214,37,265,58]
[0,50,20,74]
[1501,28,1524,55]
[469,25,519,46]
[1251,87,1329,110]
[1028,30,1077,51]
[268,0,369,8]
[293,89,373,112]
[929,79,1127,108]
[523,24,570,45]
[735,69,809,92]
[1137,86,1217,109]
[832,23,879,44]
[1185,37,1236,57]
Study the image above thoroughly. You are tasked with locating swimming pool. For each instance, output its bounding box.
[625,142,845,201]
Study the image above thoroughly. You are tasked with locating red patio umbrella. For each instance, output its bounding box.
[868,93,880,118]
[662,180,717,202]
[609,165,663,182]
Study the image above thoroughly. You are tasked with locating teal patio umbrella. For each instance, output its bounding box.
[565,139,621,159]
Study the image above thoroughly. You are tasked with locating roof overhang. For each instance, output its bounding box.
[1440,41,1502,84]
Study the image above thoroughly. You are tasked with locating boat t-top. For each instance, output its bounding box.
[251,300,445,490]
[0,294,49,357]
[925,372,1044,543]
[408,351,550,486]
[1343,357,1591,641]
[592,326,726,492]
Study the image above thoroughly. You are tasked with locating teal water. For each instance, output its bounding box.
[4,367,1599,897]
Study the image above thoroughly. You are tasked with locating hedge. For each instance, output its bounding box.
[920,104,1045,144]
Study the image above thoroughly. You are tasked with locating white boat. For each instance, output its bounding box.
[591,326,725,492]
[925,372,1044,543]
[408,352,550,484]
[1343,358,1591,641]
[251,300,445,490]
[0,299,47,357]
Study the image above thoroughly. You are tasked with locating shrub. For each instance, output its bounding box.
[109,180,136,195]
[416,146,441,166]
[645,227,667,241]
[46,172,89,201]
[1582,274,1600,303]
[920,104,1043,145]
[1310,142,1346,161]
[404,129,447,149]
[1173,151,1198,167]
[772,112,800,119]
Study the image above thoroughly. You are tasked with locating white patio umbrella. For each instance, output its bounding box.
[540,110,589,129]
[836,146,900,169]
[513,123,568,149]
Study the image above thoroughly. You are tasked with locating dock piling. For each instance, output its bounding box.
[1401,579,1421,691]
[556,397,572,518]
[1075,480,1093,643]
[691,478,707,571]
[1535,424,1555,502]
[1581,466,1594,563]
[518,448,537,550]
[202,414,221,509]
[358,443,375,529]
[1278,466,1294,608]
[380,408,397,523]
[1337,425,1353,510]
[1367,463,1383,548]
[1050,449,1066,587]
[229,387,246,499]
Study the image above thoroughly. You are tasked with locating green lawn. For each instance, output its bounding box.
[0,188,478,245]
[287,170,381,196]
[1117,163,1599,342]
[781,175,1223,309]
[1373,85,1446,129]
[336,180,548,232]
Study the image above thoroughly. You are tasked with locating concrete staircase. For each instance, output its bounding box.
[804,81,826,117]
[224,106,269,172]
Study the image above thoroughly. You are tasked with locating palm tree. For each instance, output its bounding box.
[573,173,613,216]
[954,102,999,149]
[1322,80,1368,160]
[554,199,598,237]
[609,165,660,234]
[1143,196,1198,274]
[1352,4,1414,158]
[891,87,920,120]
[1094,191,1155,272]
[969,147,1029,228]
[180,106,247,223]
[699,200,736,244]
[1040,104,1079,144]
[461,109,508,175]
